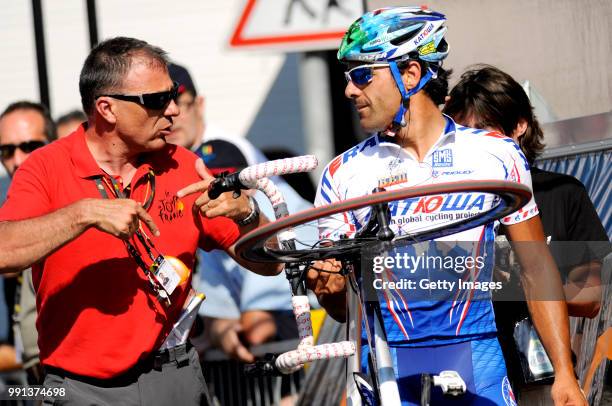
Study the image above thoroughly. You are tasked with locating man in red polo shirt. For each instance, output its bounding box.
[0,37,280,405]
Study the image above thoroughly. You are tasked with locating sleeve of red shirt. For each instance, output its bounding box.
[197,215,241,252]
[173,148,242,252]
[0,152,52,221]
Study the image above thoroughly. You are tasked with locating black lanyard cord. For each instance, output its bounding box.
[93,177,159,274]
[93,173,170,307]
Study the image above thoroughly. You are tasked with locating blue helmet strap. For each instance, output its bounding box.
[386,60,434,136]
[389,61,409,131]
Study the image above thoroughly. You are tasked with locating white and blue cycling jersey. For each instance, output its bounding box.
[314,116,539,347]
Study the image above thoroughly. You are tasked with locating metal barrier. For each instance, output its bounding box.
[201,339,303,406]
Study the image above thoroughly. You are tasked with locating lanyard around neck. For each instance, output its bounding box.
[92,173,171,306]
[96,170,156,209]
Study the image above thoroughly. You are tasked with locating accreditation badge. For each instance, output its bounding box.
[151,255,190,296]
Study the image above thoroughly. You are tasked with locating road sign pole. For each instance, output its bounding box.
[299,51,334,184]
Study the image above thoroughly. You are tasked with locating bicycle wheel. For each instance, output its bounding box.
[236,180,531,263]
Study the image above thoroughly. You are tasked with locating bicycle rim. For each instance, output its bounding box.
[235,180,531,263]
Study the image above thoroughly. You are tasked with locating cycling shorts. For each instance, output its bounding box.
[361,335,517,405]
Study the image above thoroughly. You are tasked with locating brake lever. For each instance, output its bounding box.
[243,353,283,377]
[207,171,247,200]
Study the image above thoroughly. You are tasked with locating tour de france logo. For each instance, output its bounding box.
[157,191,185,223]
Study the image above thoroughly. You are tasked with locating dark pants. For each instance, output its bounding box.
[43,344,210,406]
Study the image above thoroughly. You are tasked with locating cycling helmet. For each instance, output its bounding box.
[338,6,449,135]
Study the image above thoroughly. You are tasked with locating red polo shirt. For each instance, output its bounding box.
[0,125,240,378]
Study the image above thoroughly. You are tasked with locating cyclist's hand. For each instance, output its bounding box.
[177,159,252,222]
[306,259,347,322]
[551,373,587,406]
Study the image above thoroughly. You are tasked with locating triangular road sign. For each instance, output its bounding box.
[230,0,365,51]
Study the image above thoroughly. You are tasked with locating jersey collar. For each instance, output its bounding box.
[69,124,158,181]
[376,114,458,155]
[69,124,105,179]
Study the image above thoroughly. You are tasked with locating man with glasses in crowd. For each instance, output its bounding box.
[0,37,280,405]
[0,101,54,384]
[0,102,51,178]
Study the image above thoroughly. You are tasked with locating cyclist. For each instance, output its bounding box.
[307,6,586,406]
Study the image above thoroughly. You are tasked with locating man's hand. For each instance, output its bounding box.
[0,198,159,273]
[206,318,255,363]
[306,259,347,322]
[177,159,251,222]
[83,198,160,239]
[551,372,587,406]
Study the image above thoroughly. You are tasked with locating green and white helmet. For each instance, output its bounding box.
[338,6,449,134]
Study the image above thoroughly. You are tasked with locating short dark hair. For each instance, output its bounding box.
[443,64,544,164]
[422,66,452,106]
[56,109,87,127]
[79,37,169,115]
[0,101,57,140]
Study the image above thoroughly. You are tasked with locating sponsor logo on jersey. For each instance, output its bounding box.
[378,173,408,188]
[509,163,520,182]
[389,193,487,216]
[502,206,538,224]
[432,169,474,178]
[326,136,380,177]
[340,136,379,165]
[388,157,402,171]
[432,149,453,167]
[502,376,517,406]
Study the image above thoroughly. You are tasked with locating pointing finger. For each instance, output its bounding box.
[177,159,215,198]
[177,180,211,198]
[137,205,160,236]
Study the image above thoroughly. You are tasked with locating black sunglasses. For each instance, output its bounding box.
[99,82,179,110]
[0,140,46,160]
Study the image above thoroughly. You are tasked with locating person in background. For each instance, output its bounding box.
[55,109,86,139]
[166,62,313,362]
[0,101,55,384]
[443,64,609,405]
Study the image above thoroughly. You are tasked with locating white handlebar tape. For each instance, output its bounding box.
[275,341,356,374]
[238,156,317,222]
[254,178,284,208]
[238,155,318,185]
[274,295,356,374]
[292,296,314,347]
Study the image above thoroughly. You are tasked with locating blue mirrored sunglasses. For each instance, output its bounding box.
[344,63,390,86]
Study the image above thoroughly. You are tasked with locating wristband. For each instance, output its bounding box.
[236,197,260,226]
